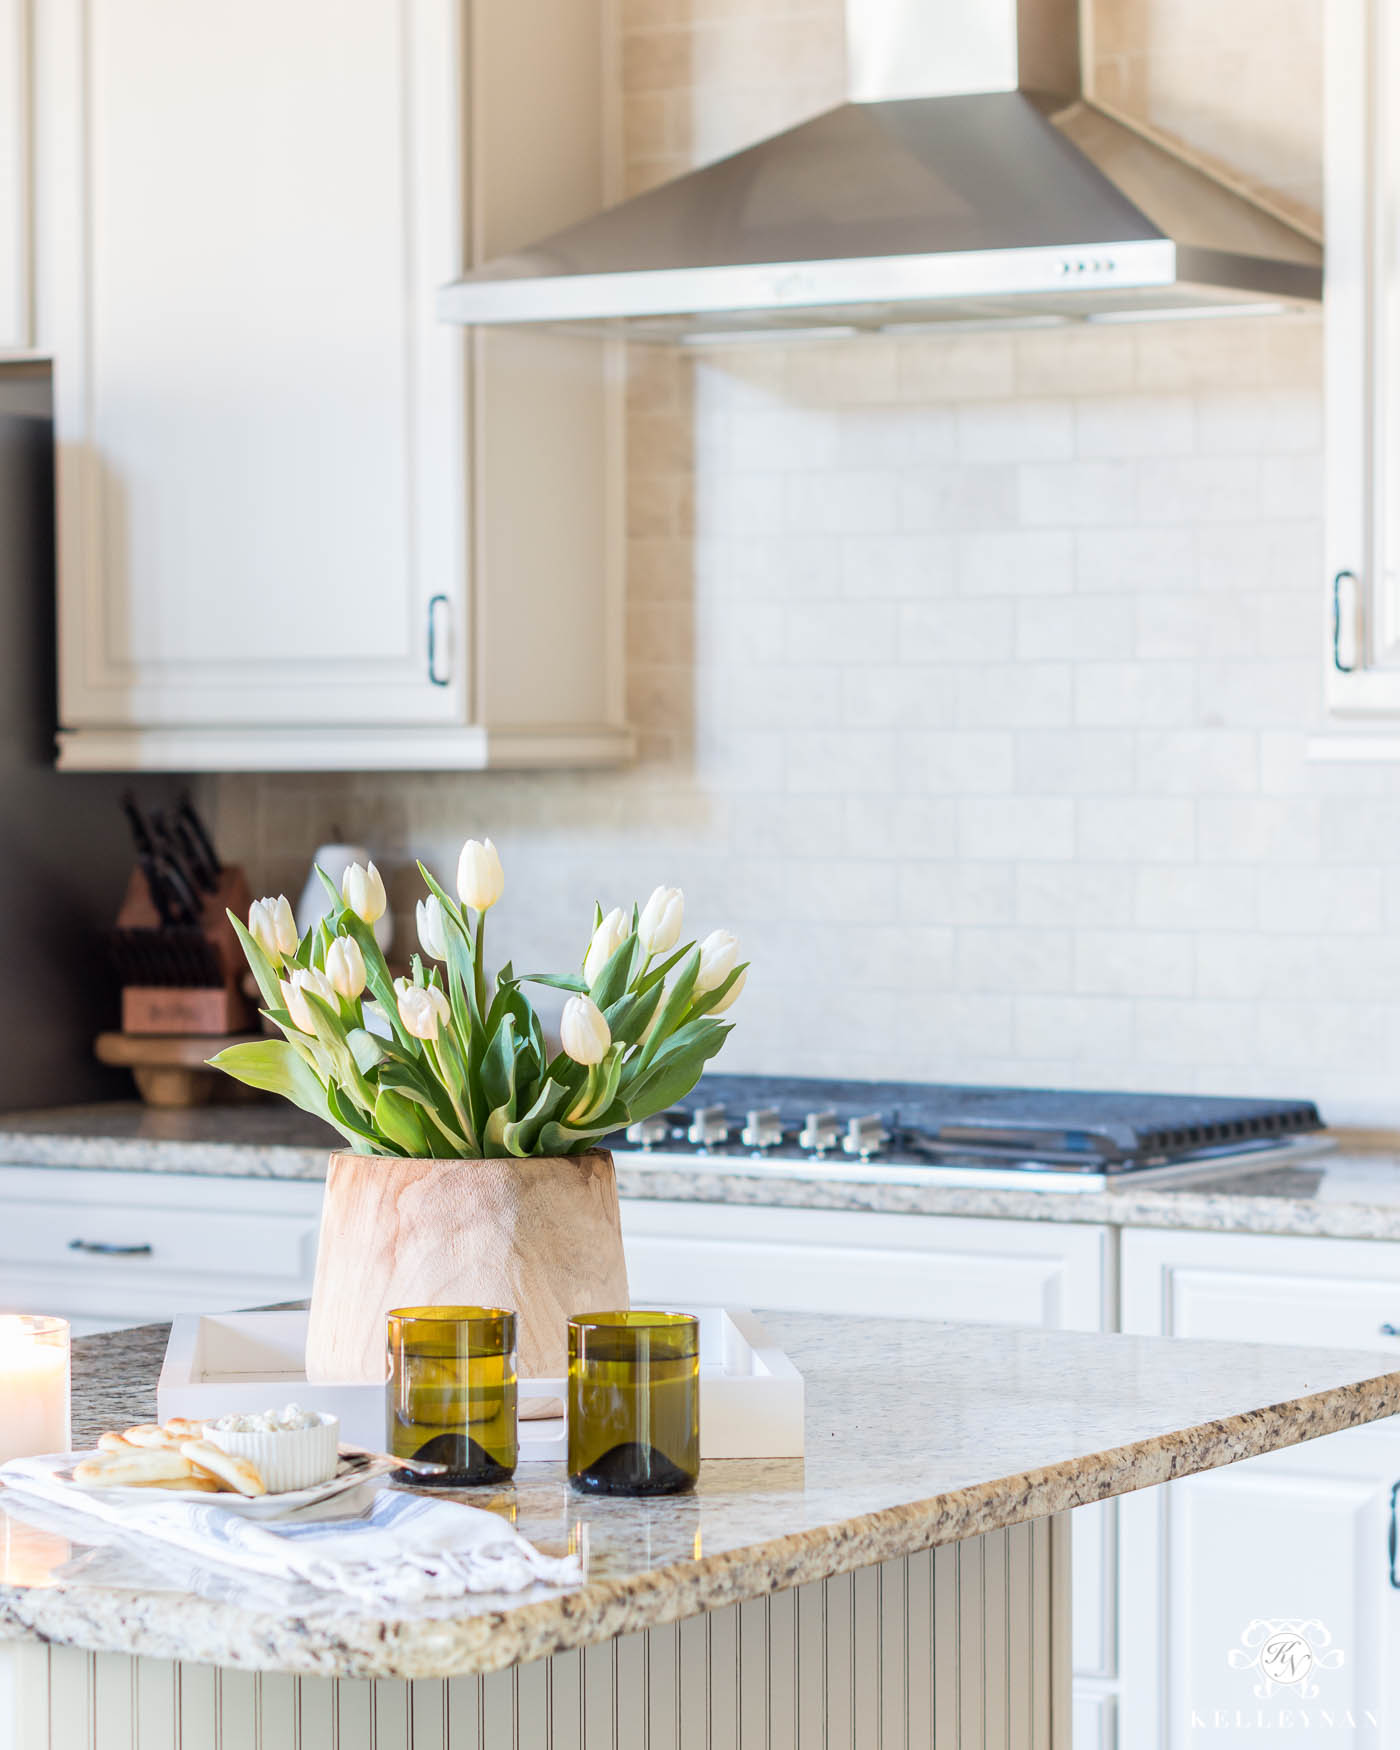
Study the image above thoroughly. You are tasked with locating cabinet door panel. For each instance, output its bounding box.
[1160,1439,1398,1748]
[1120,1228,1400,1749]
[36,0,466,727]
[0,0,25,349]
[1122,1228,1400,1355]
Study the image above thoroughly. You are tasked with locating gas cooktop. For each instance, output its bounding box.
[609,1076,1328,1193]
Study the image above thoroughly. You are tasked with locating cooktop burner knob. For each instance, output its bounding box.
[625,1114,671,1150]
[741,1108,783,1151]
[687,1105,729,1150]
[844,1115,889,1160]
[799,1110,840,1155]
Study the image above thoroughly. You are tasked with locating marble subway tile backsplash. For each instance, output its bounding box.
[212,311,1400,1121]
[210,0,1400,1122]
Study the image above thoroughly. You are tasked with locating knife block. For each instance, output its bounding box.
[112,865,255,1036]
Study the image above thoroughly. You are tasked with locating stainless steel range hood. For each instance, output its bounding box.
[439,0,1320,340]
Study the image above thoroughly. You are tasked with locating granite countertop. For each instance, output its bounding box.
[1,1314,1399,1678]
[4,1102,1400,1241]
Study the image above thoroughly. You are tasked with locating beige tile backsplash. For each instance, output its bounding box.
[213,1,1400,1120]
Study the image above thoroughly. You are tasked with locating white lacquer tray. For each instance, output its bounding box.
[158,1306,804,1461]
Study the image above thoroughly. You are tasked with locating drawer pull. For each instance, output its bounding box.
[1381,1324,1400,1338]
[1390,1483,1400,1590]
[68,1239,153,1257]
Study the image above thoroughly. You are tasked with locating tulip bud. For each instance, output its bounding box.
[341,860,387,925]
[709,964,747,1013]
[247,898,282,963]
[694,929,739,994]
[638,885,684,956]
[457,838,504,911]
[416,895,448,961]
[325,935,367,1001]
[280,966,337,1034]
[269,894,298,957]
[561,995,611,1065]
[584,906,628,985]
[398,982,451,1042]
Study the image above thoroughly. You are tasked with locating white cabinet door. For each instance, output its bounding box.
[0,1166,323,1329]
[1120,1428,1400,1749]
[622,1202,1114,1331]
[622,1199,1119,1718]
[1119,1228,1400,1748]
[29,0,629,771]
[1324,0,1400,718]
[34,0,467,733]
[0,0,26,351]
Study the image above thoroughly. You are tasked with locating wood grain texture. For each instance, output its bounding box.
[304,1150,630,1384]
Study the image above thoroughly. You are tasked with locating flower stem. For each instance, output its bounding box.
[429,1035,478,1154]
[474,912,488,1022]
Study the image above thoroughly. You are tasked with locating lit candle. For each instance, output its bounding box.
[0,1316,71,1462]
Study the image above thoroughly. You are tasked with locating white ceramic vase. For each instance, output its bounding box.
[296,841,394,953]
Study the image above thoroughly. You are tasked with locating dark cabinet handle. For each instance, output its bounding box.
[1333,570,1358,673]
[1390,1483,1400,1588]
[427,593,451,687]
[68,1239,153,1257]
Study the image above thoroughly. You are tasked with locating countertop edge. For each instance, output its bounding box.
[3,1366,1397,1680]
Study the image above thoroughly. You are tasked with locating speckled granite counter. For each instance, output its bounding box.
[1,1314,1398,1678]
[5,1102,1400,1241]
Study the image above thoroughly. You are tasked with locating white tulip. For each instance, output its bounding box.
[416,895,448,961]
[325,935,367,1000]
[398,982,451,1042]
[269,894,298,957]
[709,964,747,1013]
[247,898,282,963]
[561,995,611,1065]
[638,885,684,955]
[584,906,628,985]
[457,838,504,911]
[694,929,739,994]
[341,860,387,925]
[280,967,337,1034]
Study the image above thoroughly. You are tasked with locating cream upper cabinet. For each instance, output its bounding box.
[1325,0,1400,719]
[25,0,629,771]
[0,0,25,351]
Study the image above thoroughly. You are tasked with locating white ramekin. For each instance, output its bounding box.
[202,1414,340,1493]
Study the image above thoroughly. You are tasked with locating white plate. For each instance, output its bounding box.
[60,1447,397,1518]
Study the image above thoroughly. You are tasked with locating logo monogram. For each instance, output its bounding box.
[1228,1620,1345,1700]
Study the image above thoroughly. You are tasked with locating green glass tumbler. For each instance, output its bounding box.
[567,1311,700,1496]
[386,1305,517,1486]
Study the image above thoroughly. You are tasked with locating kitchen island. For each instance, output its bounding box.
[2,1314,1399,1749]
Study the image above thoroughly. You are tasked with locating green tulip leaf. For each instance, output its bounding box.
[206,1039,365,1149]
[631,944,701,1072]
[604,980,663,1049]
[590,929,641,1010]
[373,1087,431,1156]
[519,972,590,994]
[227,913,284,1013]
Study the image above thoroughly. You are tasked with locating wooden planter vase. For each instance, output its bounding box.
[304,1150,631,1387]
